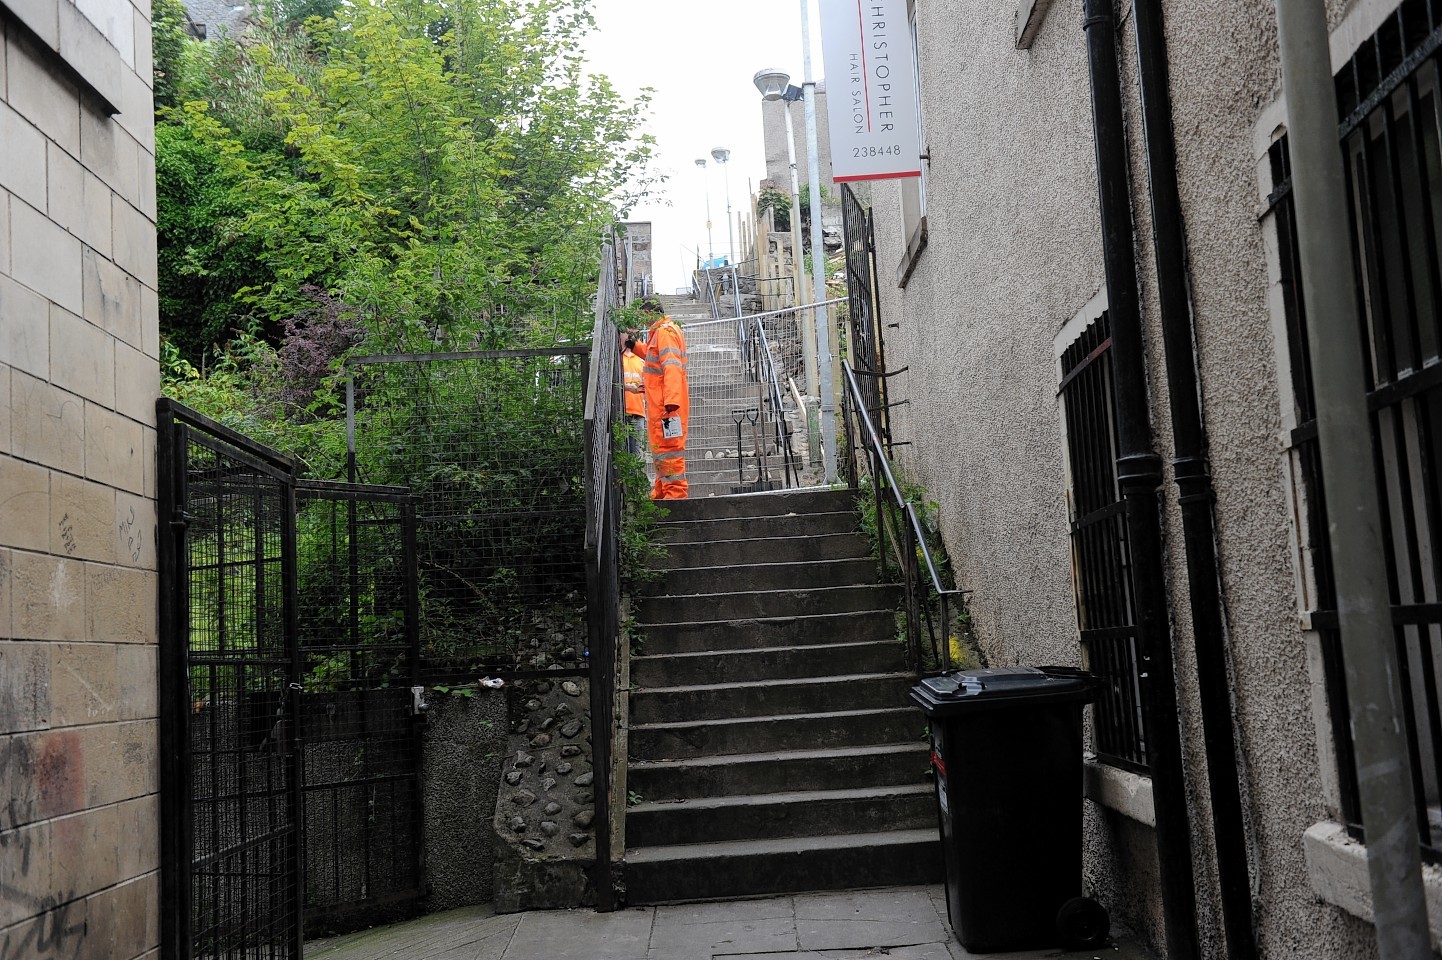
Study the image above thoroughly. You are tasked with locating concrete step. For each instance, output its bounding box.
[657,511,858,544]
[627,742,931,801]
[626,784,937,847]
[630,672,915,724]
[624,829,944,904]
[653,532,870,569]
[628,706,919,760]
[636,609,898,654]
[632,639,902,687]
[637,584,902,625]
[640,559,880,598]
[658,490,854,523]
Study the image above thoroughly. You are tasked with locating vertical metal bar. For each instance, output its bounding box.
[281,478,305,956]
[801,0,836,484]
[1273,0,1431,949]
[156,402,194,960]
[403,498,427,890]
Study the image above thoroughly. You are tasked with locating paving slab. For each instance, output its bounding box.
[306,907,519,960]
[302,884,1155,960]
[722,947,955,960]
[648,896,800,959]
[794,887,950,951]
[503,906,655,960]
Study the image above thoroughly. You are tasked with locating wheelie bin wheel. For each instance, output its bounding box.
[1056,896,1110,948]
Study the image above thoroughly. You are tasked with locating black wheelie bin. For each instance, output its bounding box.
[910,666,1109,952]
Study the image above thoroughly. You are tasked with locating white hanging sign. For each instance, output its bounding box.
[818,0,923,183]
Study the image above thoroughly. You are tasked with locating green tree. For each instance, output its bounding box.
[162,0,654,358]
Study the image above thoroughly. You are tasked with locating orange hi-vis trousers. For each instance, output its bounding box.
[638,316,689,500]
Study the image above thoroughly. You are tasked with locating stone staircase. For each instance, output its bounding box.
[624,488,944,904]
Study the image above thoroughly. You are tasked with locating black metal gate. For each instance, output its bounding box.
[294,482,425,931]
[841,184,891,454]
[158,400,426,958]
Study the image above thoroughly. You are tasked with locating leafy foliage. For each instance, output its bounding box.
[157,0,656,366]
[758,186,791,232]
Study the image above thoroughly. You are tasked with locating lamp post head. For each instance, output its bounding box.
[711,147,731,164]
[753,68,791,101]
[695,158,707,168]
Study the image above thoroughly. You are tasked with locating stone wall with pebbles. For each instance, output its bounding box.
[491,676,599,912]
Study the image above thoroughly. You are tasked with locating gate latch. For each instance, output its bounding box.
[411,686,430,716]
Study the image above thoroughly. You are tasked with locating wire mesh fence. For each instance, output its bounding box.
[349,349,591,679]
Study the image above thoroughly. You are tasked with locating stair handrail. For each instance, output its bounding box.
[840,360,964,675]
[582,233,625,910]
[746,318,799,489]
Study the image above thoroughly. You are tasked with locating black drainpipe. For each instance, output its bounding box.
[1129,2,1258,958]
[1080,3,1202,959]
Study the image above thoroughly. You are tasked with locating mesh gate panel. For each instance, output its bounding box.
[294,487,424,931]
[180,424,302,959]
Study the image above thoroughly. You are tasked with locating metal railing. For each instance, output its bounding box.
[840,362,965,674]
[742,318,799,489]
[582,236,624,909]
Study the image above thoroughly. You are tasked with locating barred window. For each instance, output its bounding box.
[1058,312,1148,772]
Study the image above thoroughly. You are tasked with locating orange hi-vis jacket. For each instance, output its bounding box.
[622,349,645,417]
[637,315,689,499]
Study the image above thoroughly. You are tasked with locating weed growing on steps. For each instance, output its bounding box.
[855,474,987,674]
[613,421,667,657]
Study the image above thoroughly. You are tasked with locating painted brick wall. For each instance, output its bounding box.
[0,2,161,959]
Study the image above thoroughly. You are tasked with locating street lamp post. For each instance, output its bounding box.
[800,2,836,483]
[711,147,735,266]
[754,67,818,399]
[695,158,713,264]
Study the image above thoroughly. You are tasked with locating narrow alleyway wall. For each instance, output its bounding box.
[864,0,1383,955]
[0,3,162,958]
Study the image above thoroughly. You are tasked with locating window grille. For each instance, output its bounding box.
[1059,313,1148,771]
[1275,0,1442,860]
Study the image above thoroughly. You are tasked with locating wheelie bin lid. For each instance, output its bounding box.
[909,666,1101,716]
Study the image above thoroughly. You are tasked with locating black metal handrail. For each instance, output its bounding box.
[582,235,624,911]
[744,319,799,488]
[840,361,965,674]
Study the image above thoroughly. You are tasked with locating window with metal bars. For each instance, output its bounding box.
[1058,313,1148,771]
[1271,0,1442,860]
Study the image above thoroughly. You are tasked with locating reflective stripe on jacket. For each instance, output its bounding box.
[637,317,689,453]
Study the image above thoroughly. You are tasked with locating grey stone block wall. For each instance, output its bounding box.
[0,3,161,959]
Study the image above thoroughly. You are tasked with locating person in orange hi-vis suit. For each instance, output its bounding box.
[633,298,689,499]
[621,332,646,455]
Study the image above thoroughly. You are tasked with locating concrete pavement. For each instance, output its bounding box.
[305,884,1154,960]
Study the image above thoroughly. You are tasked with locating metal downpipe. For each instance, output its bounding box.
[1129,2,1258,957]
[1271,0,1430,954]
[1081,2,1202,959]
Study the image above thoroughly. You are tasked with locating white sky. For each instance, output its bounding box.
[582,0,825,292]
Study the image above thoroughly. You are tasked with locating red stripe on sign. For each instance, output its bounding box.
[931,750,946,778]
[855,0,872,132]
[834,171,923,183]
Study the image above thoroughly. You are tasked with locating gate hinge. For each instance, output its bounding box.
[411,686,430,716]
[170,510,194,530]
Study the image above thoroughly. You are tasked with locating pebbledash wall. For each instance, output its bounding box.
[862,0,1429,956]
[0,2,162,959]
